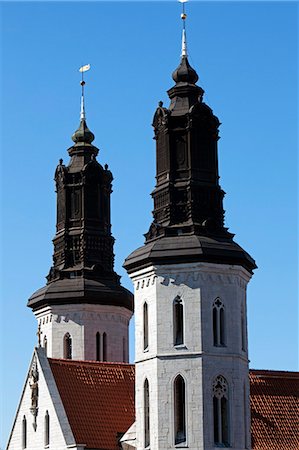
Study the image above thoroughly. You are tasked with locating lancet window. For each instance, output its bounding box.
[144,378,150,448]
[103,332,107,361]
[174,375,186,445]
[22,416,27,449]
[96,332,101,361]
[63,333,72,359]
[174,297,184,346]
[43,336,47,356]
[44,411,50,447]
[213,375,229,447]
[213,298,225,346]
[241,306,246,352]
[143,302,149,351]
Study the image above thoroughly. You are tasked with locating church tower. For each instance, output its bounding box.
[123,6,256,450]
[28,70,133,362]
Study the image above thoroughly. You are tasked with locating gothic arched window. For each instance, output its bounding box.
[22,416,27,449]
[244,383,248,449]
[123,337,126,362]
[96,332,101,361]
[44,410,50,447]
[43,336,47,356]
[213,298,225,346]
[103,332,107,361]
[144,378,150,448]
[63,333,72,359]
[143,302,149,351]
[241,306,246,352]
[174,296,184,346]
[213,375,229,447]
[174,375,186,445]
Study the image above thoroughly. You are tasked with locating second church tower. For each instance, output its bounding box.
[123,8,256,450]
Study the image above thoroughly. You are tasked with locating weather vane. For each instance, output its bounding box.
[179,0,188,57]
[78,64,91,120]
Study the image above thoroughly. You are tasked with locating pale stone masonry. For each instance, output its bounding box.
[127,262,252,450]
[7,348,84,450]
[34,304,131,362]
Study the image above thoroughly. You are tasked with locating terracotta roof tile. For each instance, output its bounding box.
[48,360,299,450]
[49,359,135,450]
[250,369,299,450]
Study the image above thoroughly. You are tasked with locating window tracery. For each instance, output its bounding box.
[213,298,225,346]
[213,375,229,447]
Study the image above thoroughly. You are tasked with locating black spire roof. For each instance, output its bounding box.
[28,94,133,311]
[124,25,256,275]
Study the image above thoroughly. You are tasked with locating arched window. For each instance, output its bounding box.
[43,336,47,355]
[123,337,126,362]
[103,332,107,361]
[22,416,27,449]
[63,333,72,359]
[144,378,150,448]
[213,298,225,346]
[143,302,149,351]
[174,375,186,445]
[174,296,184,346]
[96,332,101,361]
[44,410,50,447]
[241,307,246,352]
[244,383,248,449]
[213,375,229,447]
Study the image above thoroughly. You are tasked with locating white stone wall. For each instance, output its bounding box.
[131,262,252,450]
[6,348,83,450]
[34,304,132,362]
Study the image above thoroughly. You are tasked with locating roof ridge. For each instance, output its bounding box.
[48,358,134,368]
[250,368,299,378]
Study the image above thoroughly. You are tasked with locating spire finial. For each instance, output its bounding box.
[79,64,90,121]
[72,64,95,145]
[179,0,188,57]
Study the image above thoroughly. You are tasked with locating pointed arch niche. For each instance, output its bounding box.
[63,333,72,359]
[173,296,184,346]
[143,302,149,351]
[174,374,186,445]
[22,416,27,449]
[44,410,50,447]
[213,375,229,447]
[213,298,225,347]
[144,378,150,448]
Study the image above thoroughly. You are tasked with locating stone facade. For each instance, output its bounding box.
[34,304,132,362]
[7,348,83,450]
[130,262,252,450]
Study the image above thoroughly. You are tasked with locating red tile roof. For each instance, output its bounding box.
[49,358,135,450]
[250,369,299,450]
[49,360,299,450]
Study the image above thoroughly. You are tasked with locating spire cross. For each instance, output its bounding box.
[179,0,188,57]
[78,64,91,121]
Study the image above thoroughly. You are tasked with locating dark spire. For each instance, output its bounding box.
[172,21,198,85]
[71,80,95,144]
[124,3,256,275]
[28,68,133,311]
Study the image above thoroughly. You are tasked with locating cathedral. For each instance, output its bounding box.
[6,6,298,450]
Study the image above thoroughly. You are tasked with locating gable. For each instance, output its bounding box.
[7,348,75,450]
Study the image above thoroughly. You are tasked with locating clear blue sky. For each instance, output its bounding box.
[0,1,297,447]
